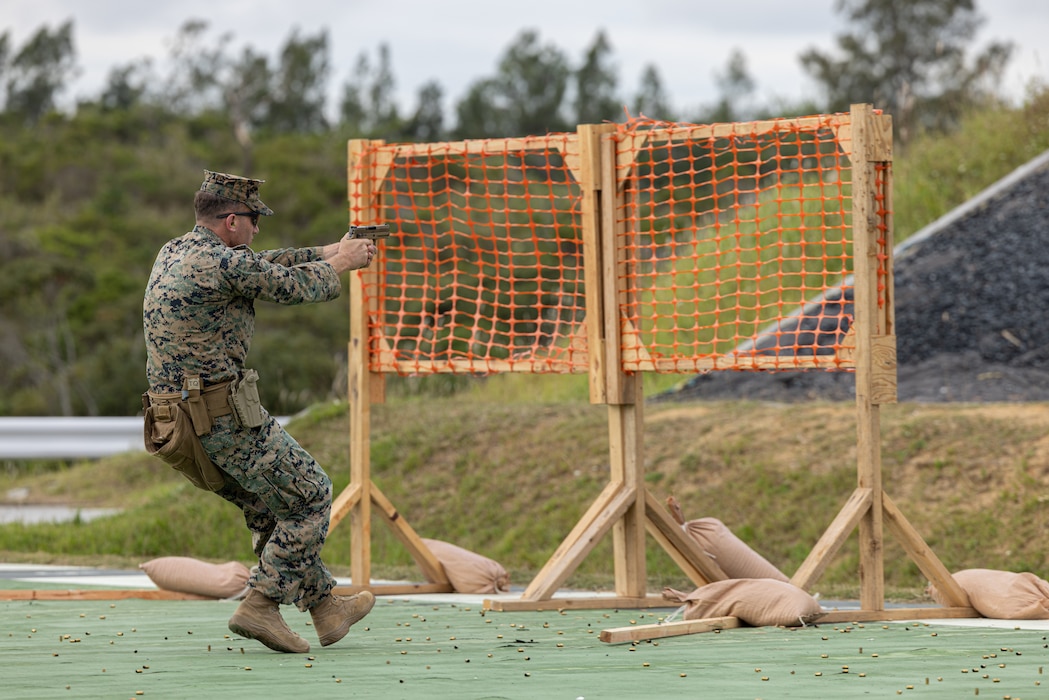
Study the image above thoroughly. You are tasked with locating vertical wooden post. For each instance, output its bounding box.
[580,124,615,405]
[850,103,893,611]
[509,125,652,604]
[609,376,646,597]
[347,138,378,587]
[598,128,646,596]
[790,107,968,612]
[601,131,634,407]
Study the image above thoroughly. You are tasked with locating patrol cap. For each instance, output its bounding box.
[199,169,274,216]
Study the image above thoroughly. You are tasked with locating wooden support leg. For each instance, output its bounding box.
[522,482,636,600]
[330,482,362,529]
[882,492,968,607]
[609,396,646,598]
[858,414,886,611]
[791,488,872,591]
[643,489,727,586]
[349,481,371,587]
[369,483,449,585]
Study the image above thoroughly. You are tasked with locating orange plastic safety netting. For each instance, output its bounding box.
[353,134,589,374]
[614,115,861,373]
[352,113,886,376]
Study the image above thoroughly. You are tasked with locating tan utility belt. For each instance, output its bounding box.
[146,376,234,436]
[145,369,264,434]
[147,382,233,415]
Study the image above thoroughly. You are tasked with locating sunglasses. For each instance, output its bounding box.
[217,211,260,226]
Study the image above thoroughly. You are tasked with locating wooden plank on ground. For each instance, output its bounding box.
[0,589,215,601]
[817,607,979,623]
[485,595,671,612]
[600,616,741,644]
[601,607,982,643]
[0,581,456,601]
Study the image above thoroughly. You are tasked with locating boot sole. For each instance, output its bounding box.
[229,618,310,654]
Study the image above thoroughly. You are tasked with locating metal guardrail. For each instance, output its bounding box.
[0,417,145,459]
[0,416,288,459]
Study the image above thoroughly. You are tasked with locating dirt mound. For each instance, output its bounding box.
[662,155,1049,404]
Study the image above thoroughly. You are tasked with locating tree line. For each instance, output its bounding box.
[0,0,1024,417]
[2,0,1012,144]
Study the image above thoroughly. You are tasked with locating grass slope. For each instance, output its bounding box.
[3,375,1047,600]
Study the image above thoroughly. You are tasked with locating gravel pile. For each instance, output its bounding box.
[662,155,1049,403]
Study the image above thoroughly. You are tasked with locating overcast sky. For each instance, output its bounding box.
[6,0,1047,120]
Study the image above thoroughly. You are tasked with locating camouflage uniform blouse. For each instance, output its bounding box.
[144,225,341,393]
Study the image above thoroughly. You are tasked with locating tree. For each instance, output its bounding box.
[800,0,1013,144]
[0,31,9,101]
[97,60,154,112]
[338,43,401,137]
[453,77,508,139]
[264,29,331,133]
[163,20,229,115]
[453,30,571,138]
[699,48,756,123]
[224,46,271,172]
[631,64,675,121]
[401,80,445,142]
[3,20,78,123]
[574,31,621,125]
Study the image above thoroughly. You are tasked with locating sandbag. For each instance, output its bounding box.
[927,568,1049,619]
[664,578,824,627]
[682,517,790,582]
[422,539,510,594]
[140,556,250,599]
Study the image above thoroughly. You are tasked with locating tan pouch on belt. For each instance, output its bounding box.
[228,369,264,429]
[143,397,226,491]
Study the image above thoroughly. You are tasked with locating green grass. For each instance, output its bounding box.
[3,392,1048,603]
[893,86,1049,241]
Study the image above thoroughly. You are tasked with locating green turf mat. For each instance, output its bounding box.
[3,597,1049,699]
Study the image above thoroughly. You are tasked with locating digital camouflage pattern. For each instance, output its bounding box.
[144,226,339,393]
[143,224,343,611]
[204,413,335,610]
[199,169,274,216]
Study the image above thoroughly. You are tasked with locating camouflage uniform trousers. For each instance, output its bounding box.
[200,412,335,612]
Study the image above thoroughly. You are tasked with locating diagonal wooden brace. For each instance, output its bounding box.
[643,489,727,586]
[522,481,636,600]
[792,487,872,591]
[882,492,967,607]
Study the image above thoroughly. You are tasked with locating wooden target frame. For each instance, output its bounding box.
[331,105,974,630]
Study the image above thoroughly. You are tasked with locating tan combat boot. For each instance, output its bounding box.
[228,589,310,653]
[309,591,376,647]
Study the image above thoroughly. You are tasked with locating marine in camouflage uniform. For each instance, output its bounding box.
[143,170,377,653]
